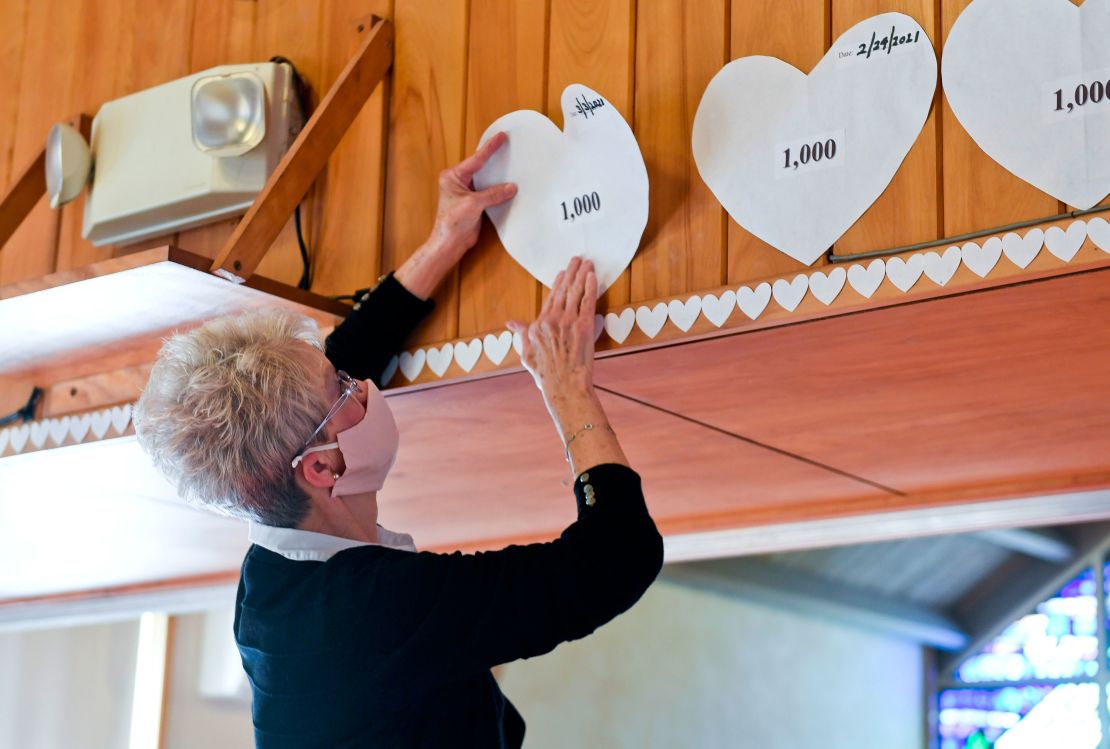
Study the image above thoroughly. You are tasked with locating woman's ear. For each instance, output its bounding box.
[299,452,338,490]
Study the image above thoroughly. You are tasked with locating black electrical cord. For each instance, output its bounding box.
[270,56,314,291]
[0,387,42,427]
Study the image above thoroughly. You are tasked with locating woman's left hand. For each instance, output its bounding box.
[426,131,517,262]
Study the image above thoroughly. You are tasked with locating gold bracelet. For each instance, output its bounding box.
[563,422,616,463]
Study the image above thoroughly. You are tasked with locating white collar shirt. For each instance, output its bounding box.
[248,521,417,562]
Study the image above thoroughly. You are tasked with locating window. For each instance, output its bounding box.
[937,558,1108,749]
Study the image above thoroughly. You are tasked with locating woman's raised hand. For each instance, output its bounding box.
[507,256,599,399]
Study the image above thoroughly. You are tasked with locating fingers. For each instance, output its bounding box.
[454,131,508,182]
[579,266,598,318]
[550,261,573,315]
[475,182,517,208]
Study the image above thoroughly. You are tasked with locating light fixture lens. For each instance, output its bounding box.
[45,123,91,208]
[191,72,267,157]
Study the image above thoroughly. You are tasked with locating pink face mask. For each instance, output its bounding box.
[294,379,399,496]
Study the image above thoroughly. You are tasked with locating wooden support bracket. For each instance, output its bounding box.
[0,114,90,253]
[210,17,395,284]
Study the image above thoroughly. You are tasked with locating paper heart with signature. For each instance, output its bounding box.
[943,0,1110,209]
[474,84,649,294]
[693,12,937,265]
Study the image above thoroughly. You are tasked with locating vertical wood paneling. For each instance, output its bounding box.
[546,0,635,313]
[381,0,469,344]
[251,0,325,286]
[175,0,260,260]
[831,0,939,256]
[457,0,547,337]
[0,0,81,285]
[630,0,727,303]
[310,0,394,297]
[0,1,28,193]
[727,0,829,286]
[940,0,1057,236]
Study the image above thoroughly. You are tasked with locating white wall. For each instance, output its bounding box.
[496,577,924,749]
[0,620,139,749]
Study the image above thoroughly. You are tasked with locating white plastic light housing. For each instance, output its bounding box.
[45,122,91,208]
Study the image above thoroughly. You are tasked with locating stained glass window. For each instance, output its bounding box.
[938,684,1099,749]
[955,567,1097,682]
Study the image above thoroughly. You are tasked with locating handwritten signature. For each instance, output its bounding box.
[571,94,606,119]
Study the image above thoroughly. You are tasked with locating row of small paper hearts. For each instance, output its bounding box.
[388,218,1108,382]
[0,405,133,456]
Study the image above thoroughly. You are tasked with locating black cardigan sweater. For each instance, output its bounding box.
[234,272,664,748]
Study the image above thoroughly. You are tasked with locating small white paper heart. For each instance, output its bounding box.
[453,339,482,373]
[847,259,885,298]
[48,417,70,447]
[70,414,91,443]
[772,275,808,312]
[923,246,962,286]
[89,410,111,440]
[1001,228,1043,269]
[885,254,925,292]
[9,424,29,453]
[512,331,523,354]
[379,355,399,387]
[594,314,605,342]
[399,350,426,382]
[667,296,702,332]
[701,290,737,327]
[1045,220,1087,262]
[693,12,937,265]
[475,84,649,293]
[808,266,847,306]
[426,345,454,377]
[110,405,131,435]
[0,428,8,455]
[605,309,636,343]
[483,331,513,366]
[943,0,1110,209]
[1088,217,1110,254]
[635,303,668,339]
[737,283,772,320]
[29,421,48,449]
[962,238,1002,278]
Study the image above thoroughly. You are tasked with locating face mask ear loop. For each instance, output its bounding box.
[290,441,340,469]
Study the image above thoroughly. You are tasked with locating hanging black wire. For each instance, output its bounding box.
[0,387,42,427]
[270,55,314,291]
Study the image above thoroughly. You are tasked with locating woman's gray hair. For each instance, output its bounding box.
[134,308,328,527]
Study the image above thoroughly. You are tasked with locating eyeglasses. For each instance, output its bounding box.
[298,369,361,453]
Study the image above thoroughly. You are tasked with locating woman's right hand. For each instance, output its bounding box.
[506,256,598,400]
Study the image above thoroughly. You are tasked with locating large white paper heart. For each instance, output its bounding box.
[1045,220,1087,261]
[454,339,482,373]
[1001,228,1044,269]
[847,259,886,298]
[923,246,961,286]
[399,350,426,382]
[773,275,809,312]
[701,290,737,327]
[635,303,668,339]
[737,283,772,320]
[1088,217,1110,253]
[667,297,702,333]
[604,309,635,343]
[962,238,1002,278]
[474,84,649,293]
[943,0,1110,209]
[693,13,937,265]
[808,267,847,306]
[426,345,454,377]
[885,254,925,292]
[483,332,513,366]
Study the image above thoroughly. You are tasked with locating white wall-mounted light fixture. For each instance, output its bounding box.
[46,62,301,247]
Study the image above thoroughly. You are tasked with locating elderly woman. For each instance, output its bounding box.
[134,133,663,748]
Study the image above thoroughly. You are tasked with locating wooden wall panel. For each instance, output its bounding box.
[831,0,940,256]
[457,0,547,337]
[309,0,394,297]
[727,0,829,285]
[380,0,469,343]
[0,0,81,286]
[545,0,635,313]
[629,0,728,303]
[0,1,28,195]
[940,0,1059,236]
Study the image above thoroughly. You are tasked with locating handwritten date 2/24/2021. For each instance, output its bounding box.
[839,26,922,62]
